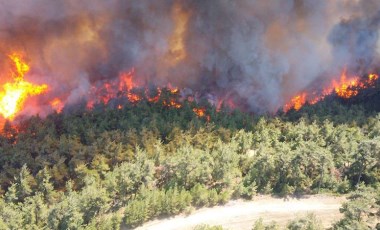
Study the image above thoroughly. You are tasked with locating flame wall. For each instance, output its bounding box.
[1,0,380,114]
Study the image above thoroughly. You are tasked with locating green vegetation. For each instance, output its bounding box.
[249,189,380,230]
[252,218,281,230]
[193,224,225,230]
[196,214,325,230]
[251,215,321,230]
[0,94,379,229]
[333,186,380,229]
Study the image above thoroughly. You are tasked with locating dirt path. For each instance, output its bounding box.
[135,195,345,230]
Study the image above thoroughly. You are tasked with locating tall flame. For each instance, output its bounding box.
[0,54,48,119]
[284,70,379,112]
[332,70,360,99]
[166,2,189,64]
[286,93,307,111]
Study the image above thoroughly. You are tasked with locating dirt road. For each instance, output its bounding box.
[136,195,345,230]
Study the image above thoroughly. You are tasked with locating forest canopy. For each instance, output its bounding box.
[0,92,379,229]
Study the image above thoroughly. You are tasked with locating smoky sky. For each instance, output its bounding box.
[0,0,379,113]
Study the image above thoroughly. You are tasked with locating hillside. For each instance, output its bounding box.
[2,1,380,229]
[0,94,379,229]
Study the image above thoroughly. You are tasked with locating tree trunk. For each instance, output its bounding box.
[318,159,324,194]
[356,162,363,188]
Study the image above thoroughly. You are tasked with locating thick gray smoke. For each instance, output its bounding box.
[0,0,379,113]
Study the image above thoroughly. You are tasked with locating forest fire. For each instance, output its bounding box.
[285,93,307,112]
[83,70,214,119]
[127,92,142,104]
[163,98,182,109]
[193,107,210,121]
[50,98,64,113]
[1,0,379,120]
[146,88,162,103]
[284,71,379,112]
[1,51,379,122]
[0,52,211,123]
[2,4,380,228]
[0,54,48,120]
[193,107,206,117]
[86,70,137,109]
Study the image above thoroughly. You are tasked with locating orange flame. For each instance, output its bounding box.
[146,88,162,103]
[369,73,379,81]
[193,107,210,121]
[85,70,216,122]
[170,88,179,94]
[284,93,307,112]
[127,92,142,103]
[163,98,182,108]
[86,69,141,108]
[193,107,206,117]
[166,2,189,64]
[119,69,135,91]
[0,53,48,120]
[50,98,63,113]
[284,70,378,112]
[332,70,360,99]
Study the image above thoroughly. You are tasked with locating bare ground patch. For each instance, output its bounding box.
[135,195,345,230]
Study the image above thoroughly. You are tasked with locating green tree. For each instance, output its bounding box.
[350,140,379,186]
[158,145,212,190]
[5,165,36,203]
[252,218,280,230]
[20,193,49,229]
[0,198,23,229]
[47,193,84,230]
[79,176,111,224]
[287,213,323,230]
[104,150,154,204]
[334,186,379,229]
[36,167,56,204]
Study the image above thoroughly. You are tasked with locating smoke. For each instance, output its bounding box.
[0,0,379,113]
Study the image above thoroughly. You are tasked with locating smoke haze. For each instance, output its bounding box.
[0,0,379,113]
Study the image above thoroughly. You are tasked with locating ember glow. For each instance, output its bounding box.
[284,71,379,112]
[146,88,162,103]
[0,54,48,120]
[50,98,64,113]
[193,107,210,121]
[86,70,137,109]
[84,70,213,119]
[163,98,182,109]
[127,91,142,104]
